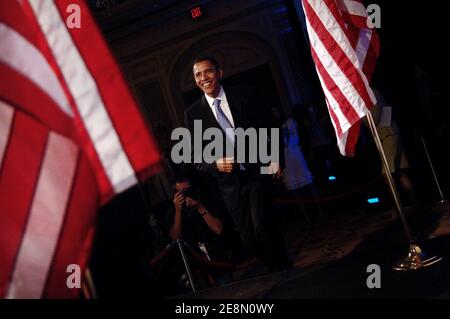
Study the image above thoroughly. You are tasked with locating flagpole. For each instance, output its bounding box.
[175,239,197,293]
[82,267,98,299]
[366,112,442,270]
[419,135,447,205]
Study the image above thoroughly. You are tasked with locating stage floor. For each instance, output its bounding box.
[180,203,450,299]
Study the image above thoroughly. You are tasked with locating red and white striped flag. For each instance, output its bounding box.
[0,0,161,298]
[302,0,380,156]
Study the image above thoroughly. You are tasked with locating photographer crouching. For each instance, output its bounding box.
[168,177,238,287]
[170,178,223,242]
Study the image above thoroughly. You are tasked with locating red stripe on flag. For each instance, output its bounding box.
[340,10,368,29]
[0,63,74,137]
[0,2,38,48]
[345,25,361,50]
[362,32,379,81]
[345,121,360,156]
[0,111,48,297]
[53,0,161,182]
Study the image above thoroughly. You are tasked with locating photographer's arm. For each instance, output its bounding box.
[186,197,223,235]
[198,204,223,235]
[169,192,184,240]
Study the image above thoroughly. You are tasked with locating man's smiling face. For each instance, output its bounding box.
[193,60,223,98]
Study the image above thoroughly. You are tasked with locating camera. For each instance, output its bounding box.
[181,186,199,200]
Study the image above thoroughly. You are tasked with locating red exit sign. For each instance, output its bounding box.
[190,6,202,19]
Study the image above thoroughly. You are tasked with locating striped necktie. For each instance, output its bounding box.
[213,98,234,147]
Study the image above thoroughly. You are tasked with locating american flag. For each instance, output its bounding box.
[302,0,380,156]
[0,0,161,298]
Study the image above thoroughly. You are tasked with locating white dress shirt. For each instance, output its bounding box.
[204,86,235,128]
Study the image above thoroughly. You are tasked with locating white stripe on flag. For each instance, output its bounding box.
[29,0,137,194]
[0,100,14,167]
[338,131,349,154]
[325,99,348,155]
[0,23,73,117]
[305,0,374,115]
[338,0,368,18]
[6,132,78,299]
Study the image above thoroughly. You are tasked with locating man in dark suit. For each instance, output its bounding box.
[184,57,291,272]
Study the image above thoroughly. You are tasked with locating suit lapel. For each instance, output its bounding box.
[200,96,220,129]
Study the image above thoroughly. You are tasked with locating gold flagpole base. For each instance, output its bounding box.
[393,243,442,271]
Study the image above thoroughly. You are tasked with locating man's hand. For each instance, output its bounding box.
[216,157,234,173]
[265,162,283,180]
[273,166,284,180]
[173,191,185,212]
[186,197,202,209]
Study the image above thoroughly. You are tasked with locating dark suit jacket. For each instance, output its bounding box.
[184,85,284,210]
